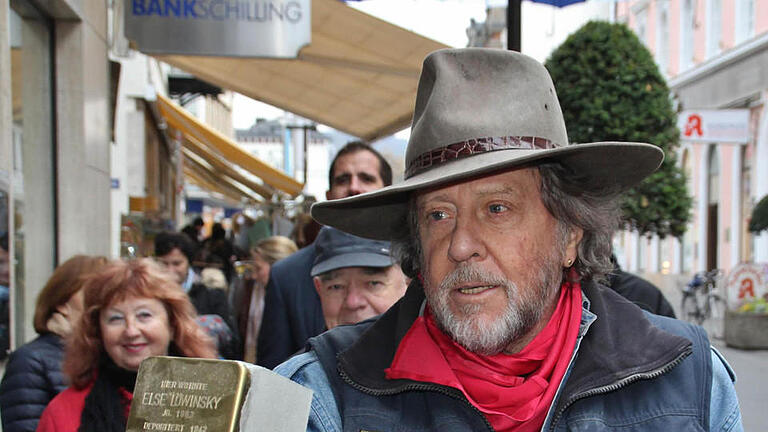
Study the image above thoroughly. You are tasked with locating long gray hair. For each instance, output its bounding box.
[391,162,622,284]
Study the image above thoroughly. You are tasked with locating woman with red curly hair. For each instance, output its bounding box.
[37,258,217,432]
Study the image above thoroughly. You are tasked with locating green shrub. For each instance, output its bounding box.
[545,21,692,238]
[748,195,768,234]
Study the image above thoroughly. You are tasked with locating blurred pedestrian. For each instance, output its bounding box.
[246,212,272,247]
[198,266,235,359]
[37,259,216,432]
[200,267,228,291]
[238,236,297,363]
[180,216,204,245]
[231,212,254,252]
[257,141,392,369]
[201,222,235,283]
[0,255,107,432]
[290,213,321,249]
[154,232,233,329]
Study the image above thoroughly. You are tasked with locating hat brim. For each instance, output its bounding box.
[310,252,396,277]
[311,142,663,240]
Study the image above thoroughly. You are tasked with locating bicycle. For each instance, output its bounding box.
[680,269,726,339]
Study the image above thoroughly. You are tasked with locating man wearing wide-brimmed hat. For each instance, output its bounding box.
[275,48,742,431]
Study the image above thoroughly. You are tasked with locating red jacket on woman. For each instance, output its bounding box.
[35,382,132,432]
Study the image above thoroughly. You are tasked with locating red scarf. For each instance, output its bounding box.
[385,282,582,432]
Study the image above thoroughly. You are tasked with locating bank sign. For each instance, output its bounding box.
[678,109,750,144]
[124,0,311,57]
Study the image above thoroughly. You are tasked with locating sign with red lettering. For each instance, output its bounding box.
[725,263,767,310]
[678,109,749,143]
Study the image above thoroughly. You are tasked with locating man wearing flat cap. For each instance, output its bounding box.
[275,48,742,431]
[311,226,408,330]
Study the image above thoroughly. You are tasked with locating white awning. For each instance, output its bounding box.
[154,0,448,142]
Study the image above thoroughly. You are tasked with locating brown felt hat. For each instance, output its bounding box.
[311,48,663,240]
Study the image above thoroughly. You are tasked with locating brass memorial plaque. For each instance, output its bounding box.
[126,356,250,432]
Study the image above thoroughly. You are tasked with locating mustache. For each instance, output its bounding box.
[438,264,512,291]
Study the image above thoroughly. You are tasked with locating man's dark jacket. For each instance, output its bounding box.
[607,265,676,318]
[308,280,713,431]
[257,244,325,369]
[188,282,239,359]
[0,333,67,432]
[189,282,231,322]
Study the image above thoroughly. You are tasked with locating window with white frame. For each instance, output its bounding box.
[656,1,670,74]
[707,0,722,58]
[680,0,695,71]
[735,0,755,44]
[636,9,648,46]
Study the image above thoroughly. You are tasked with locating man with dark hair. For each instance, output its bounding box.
[154,232,236,357]
[275,48,741,431]
[256,142,392,368]
[326,141,392,198]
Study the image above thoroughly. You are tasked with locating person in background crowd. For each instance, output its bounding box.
[196,266,237,359]
[257,141,392,369]
[37,259,217,432]
[238,236,298,363]
[275,48,741,431]
[231,212,254,252]
[154,232,237,359]
[201,223,235,284]
[180,216,204,245]
[200,267,228,291]
[290,213,322,250]
[311,227,408,330]
[607,254,676,318]
[193,247,228,278]
[0,233,10,360]
[0,255,107,432]
[247,211,272,247]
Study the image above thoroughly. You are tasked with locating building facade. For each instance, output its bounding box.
[236,117,331,201]
[1,1,111,350]
[0,1,237,352]
[111,56,237,258]
[615,0,768,279]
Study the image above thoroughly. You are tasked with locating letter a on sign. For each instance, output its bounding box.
[684,114,703,138]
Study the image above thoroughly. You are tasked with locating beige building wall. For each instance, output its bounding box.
[0,0,111,346]
[55,8,111,261]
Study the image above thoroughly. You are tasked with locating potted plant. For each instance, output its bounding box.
[725,297,768,349]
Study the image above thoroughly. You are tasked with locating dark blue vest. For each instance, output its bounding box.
[309,282,712,431]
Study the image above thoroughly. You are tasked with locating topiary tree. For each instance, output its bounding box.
[545,21,692,238]
[749,195,768,234]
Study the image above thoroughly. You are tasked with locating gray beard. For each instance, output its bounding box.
[424,251,564,355]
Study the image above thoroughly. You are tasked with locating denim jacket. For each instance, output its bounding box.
[275,281,743,432]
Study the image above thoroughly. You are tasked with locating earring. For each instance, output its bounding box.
[565,258,573,267]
